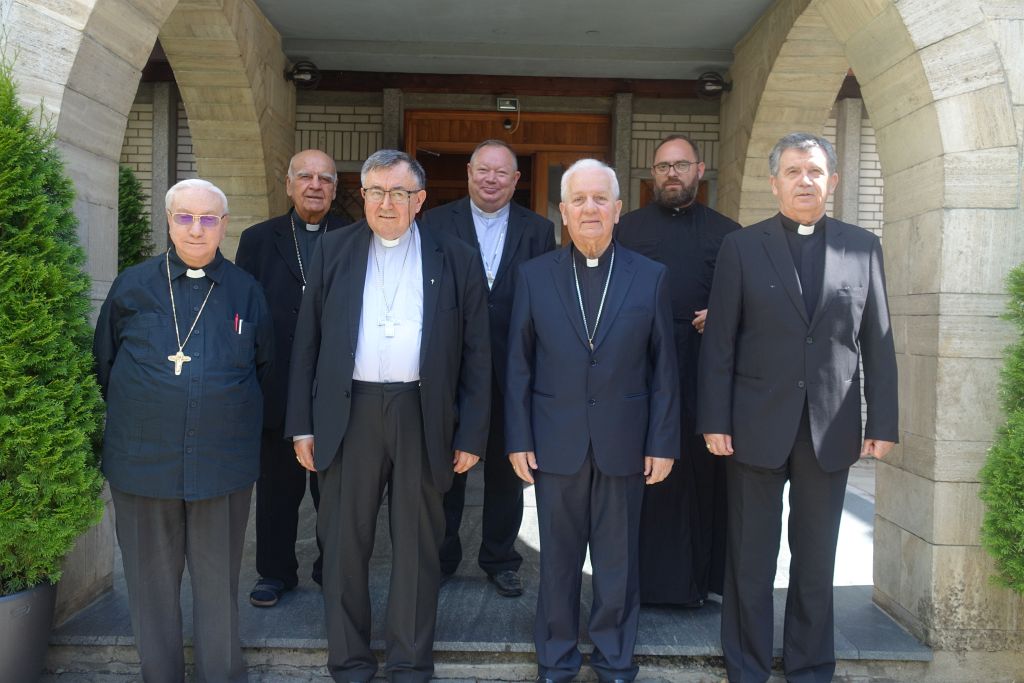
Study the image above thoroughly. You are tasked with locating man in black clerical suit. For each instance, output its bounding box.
[420,139,556,597]
[698,133,898,683]
[506,159,679,683]
[236,149,346,607]
[286,149,490,683]
[617,134,739,607]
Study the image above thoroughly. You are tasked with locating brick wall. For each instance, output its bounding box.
[295,104,383,164]
[630,113,721,171]
[119,102,154,214]
[858,117,883,235]
[176,101,197,180]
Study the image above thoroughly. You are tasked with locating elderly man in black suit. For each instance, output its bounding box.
[506,159,679,683]
[698,133,898,683]
[286,149,491,683]
[421,139,556,596]
[236,148,346,607]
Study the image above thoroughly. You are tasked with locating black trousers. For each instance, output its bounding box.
[112,485,251,683]
[440,389,523,575]
[534,453,645,683]
[318,381,445,683]
[255,429,322,587]
[721,416,849,683]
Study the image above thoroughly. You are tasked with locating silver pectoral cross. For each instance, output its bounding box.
[380,315,397,338]
[168,350,192,375]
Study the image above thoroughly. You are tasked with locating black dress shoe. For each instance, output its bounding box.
[488,569,524,597]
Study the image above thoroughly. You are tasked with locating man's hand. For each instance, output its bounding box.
[644,456,673,485]
[703,433,734,457]
[692,308,708,334]
[861,439,894,460]
[453,450,481,474]
[509,451,538,484]
[294,437,316,472]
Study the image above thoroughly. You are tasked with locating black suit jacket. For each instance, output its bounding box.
[697,215,899,472]
[235,211,344,432]
[284,220,492,491]
[421,197,555,394]
[505,245,680,477]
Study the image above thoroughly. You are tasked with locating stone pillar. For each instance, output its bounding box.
[832,97,862,223]
[149,81,176,252]
[612,93,633,210]
[382,88,403,149]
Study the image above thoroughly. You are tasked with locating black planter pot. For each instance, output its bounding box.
[0,582,56,683]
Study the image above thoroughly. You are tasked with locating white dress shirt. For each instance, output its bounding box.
[353,223,424,382]
[470,200,509,289]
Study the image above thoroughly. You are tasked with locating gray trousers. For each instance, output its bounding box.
[318,381,445,683]
[111,485,252,683]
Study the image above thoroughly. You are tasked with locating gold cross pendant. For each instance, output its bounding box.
[167,350,192,376]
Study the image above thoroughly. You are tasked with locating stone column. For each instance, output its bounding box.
[382,88,403,149]
[832,97,862,223]
[149,81,176,252]
[612,93,633,210]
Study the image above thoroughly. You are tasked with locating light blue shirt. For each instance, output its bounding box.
[471,200,509,288]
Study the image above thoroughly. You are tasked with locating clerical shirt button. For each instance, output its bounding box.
[797,381,805,388]
[190,400,198,407]
[192,306,199,312]
[590,359,598,366]
[806,336,813,344]
[588,399,597,406]
[186,447,193,454]
[187,429,195,436]
[192,284,199,290]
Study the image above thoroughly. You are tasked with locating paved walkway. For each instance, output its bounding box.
[49,459,928,680]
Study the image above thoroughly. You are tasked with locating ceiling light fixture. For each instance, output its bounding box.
[285,60,322,89]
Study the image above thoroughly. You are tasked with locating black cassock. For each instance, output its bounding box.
[616,201,739,604]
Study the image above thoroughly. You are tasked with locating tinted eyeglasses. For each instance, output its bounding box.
[169,212,224,229]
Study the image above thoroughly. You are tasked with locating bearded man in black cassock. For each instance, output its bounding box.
[615,134,739,606]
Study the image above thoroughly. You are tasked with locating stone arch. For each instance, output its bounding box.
[4,0,293,618]
[721,0,1024,654]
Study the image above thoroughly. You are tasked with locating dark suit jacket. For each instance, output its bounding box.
[696,215,899,472]
[284,220,491,491]
[421,197,555,395]
[235,211,344,432]
[505,244,680,477]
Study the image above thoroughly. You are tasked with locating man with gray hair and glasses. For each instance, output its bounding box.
[286,149,491,682]
[699,133,898,682]
[94,178,274,681]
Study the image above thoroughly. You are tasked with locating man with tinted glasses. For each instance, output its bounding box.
[421,139,556,597]
[94,178,273,681]
[615,134,739,607]
[286,150,490,682]
[236,149,347,608]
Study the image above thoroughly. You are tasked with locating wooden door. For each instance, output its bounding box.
[533,151,612,246]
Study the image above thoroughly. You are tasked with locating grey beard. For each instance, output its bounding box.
[654,183,697,209]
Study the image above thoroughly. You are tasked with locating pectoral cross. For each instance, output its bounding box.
[379,315,397,338]
[168,350,191,376]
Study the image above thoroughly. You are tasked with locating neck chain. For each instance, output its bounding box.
[372,229,414,338]
[165,249,216,375]
[290,212,326,291]
[483,224,506,289]
[572,245,615,351]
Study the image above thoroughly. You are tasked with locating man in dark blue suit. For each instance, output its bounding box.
[421,139,556,596]
[506,159,680,683]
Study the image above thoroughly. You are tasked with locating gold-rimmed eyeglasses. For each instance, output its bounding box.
[168,212,224,229]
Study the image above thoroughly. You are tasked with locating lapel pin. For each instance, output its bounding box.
[430,278,435,285]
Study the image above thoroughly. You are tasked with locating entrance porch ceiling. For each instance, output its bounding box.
[252,0,775,79]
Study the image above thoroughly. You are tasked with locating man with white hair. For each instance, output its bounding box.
[506,159,679,683]
[94,178,274,681]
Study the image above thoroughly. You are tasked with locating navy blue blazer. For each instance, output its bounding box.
[421,197,555,395]
[505,244,681,477]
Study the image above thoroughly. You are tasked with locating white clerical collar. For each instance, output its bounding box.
[305,223,321,232]
[470,200,510,221]
[377,225,414,249]
[186,268,206,279]
[797,224,816,236]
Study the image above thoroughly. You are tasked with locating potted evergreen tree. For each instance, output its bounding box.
[0,59,106,679]
[980,264,1024,595]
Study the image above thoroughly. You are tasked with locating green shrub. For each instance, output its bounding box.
[117,164,153,271]
[980,263,1024,594]
[0,58,106,594]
